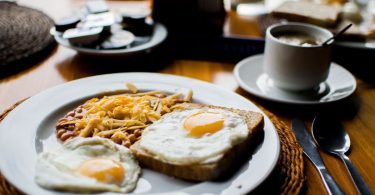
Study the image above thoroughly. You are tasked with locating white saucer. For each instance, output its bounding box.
[234,54,357,105]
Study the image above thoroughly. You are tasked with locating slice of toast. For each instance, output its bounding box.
[271,1,340,27]
[130,103,264,181]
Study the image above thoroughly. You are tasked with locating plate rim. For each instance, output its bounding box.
[0,72,280,195]
[234,54,357,105]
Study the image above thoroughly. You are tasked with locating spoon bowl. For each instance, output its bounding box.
[312,115,372,195]
[312,116,350,154]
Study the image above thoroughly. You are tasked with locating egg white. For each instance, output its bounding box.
[138,108,248,165]
[35,137,141,193]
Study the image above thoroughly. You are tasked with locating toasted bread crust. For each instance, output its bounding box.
[271,1,340,27]
[130,103,264,181]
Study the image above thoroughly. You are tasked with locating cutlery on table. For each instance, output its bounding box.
[292,118,344,195]
[312,115,372,195]
[322,23,352,46]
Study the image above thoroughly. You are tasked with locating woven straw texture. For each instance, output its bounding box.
[0,100,304,195]
[0,2,55,67]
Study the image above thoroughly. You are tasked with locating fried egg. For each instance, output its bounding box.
[35,137,140,193]
[138,108,248,165]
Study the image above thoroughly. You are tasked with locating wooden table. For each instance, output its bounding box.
[1,0,374,194]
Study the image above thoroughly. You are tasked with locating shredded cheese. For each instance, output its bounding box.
[58,90,191,147]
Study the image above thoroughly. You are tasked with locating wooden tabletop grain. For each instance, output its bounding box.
[1,0,374,194]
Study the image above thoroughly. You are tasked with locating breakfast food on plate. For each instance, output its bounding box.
[271,0,375,41]
[55,85,192,147]
[35,137,141,193]
[32,78,268,194]
[51,82,263,185]
[271,1,341,27]
[130,103,264,181]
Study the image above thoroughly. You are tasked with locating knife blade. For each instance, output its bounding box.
[292,118,344,195]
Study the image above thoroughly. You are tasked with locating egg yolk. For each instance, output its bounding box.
[183,112,224,137]
[78,159,125,185]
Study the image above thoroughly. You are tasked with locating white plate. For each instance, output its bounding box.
[54,23,167,57]
[234,54,357,105]
[0,73,280,195]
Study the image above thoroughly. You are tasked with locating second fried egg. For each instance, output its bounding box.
[35,137,140,193]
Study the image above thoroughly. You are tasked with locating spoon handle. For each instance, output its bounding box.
[340,154,372,195]
[318,168,345,195]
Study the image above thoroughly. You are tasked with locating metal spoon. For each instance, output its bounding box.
[312,115,372,195]
[322,23,352,46]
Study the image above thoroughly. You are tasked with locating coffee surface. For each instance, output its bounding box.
[276,32,322,47]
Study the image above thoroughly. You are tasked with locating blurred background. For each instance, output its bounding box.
[1,0,374,87]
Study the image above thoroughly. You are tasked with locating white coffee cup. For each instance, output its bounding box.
[263,22,333,91]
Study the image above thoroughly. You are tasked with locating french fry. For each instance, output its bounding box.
[184,89,193,102]
[126,83,138,93]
